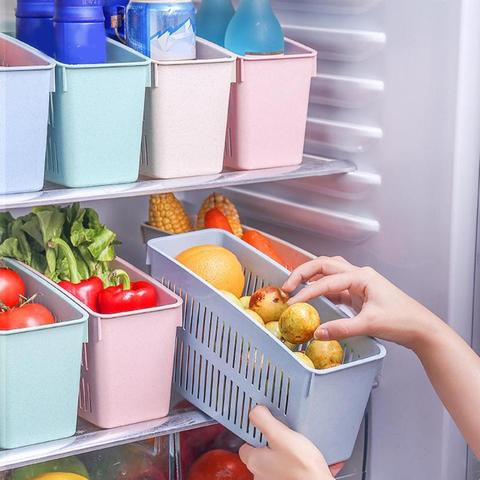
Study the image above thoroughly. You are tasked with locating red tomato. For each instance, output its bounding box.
[204,209,233,233]
[0,303,55,330]
[0,268,25,308]
[187,450,253,480]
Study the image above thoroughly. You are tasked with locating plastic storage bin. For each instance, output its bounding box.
[0,259,88,449]
[46,258,183,428]
[224,38,317,170]
[46,39,150,188]
[147,230,385,465]
[141,221,314,272]
[0,34,54,194]
[140,38,236,179]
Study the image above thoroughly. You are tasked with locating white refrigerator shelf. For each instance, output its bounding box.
[0,155,354,210]
[0,409,214,472]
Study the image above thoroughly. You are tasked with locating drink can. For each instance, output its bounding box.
[126,0,196,61]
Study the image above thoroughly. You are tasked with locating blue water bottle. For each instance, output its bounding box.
[54,0,107,64]
[196,0,234,47]
[224,0,284,56]
[16,0,55,57]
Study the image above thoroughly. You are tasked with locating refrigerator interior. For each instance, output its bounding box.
[3,0,480,479]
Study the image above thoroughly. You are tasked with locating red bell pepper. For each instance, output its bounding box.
[98,269,158,314]
[50,237,104,311]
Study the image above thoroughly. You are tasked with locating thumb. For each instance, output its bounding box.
[249,406,294,449]
[315,314,369,341]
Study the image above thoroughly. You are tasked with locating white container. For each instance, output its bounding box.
[140,38,236,179]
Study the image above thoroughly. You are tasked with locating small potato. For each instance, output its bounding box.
[279,303,321,344]
[240,296,251,309]
[265,321,282,340]
[245,309,265,326]
[305,340,344,370]
[294,352,315,369]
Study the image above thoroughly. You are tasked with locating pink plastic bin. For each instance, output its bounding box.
[224,38,317,170]
[44,257,182,428]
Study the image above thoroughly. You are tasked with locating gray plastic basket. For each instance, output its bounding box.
[146,229,385,464]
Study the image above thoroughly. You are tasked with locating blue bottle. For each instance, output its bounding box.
[16,0,55,57]
[196,0,234,47]
[54,0,107,64]
[103,0,129,40]
[224,0,284,56]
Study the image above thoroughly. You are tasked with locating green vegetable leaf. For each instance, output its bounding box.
[11,219,32,265]
[0,212,13,244]
[88,228,117,261]
[0,238,27,262]
[20,214,44,248]
[32,206,66,246]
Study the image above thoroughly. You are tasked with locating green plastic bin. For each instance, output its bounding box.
[0,259,88,449]
[45,40,151,188]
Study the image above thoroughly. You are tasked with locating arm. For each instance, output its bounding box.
[282,256,480,458]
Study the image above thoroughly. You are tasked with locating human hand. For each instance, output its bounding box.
[239,406,335,480]
[282,256,441,351]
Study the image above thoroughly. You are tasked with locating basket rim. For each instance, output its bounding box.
[0,258,88,336]
[147,229,387,373]
[7,257,183,320]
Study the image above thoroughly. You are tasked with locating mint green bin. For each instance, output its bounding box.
[46,40,151,188]
[0,259,88,449]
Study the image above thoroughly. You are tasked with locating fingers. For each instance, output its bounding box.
[239,443,255,467]
[248,406,294,449]
[329,463,345,476]
[315,313,370,340]
[282,257,354,293]
[288,272,360,304]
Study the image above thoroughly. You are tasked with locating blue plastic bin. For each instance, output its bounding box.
[45,39,150,188]
[0,259,88,449]
[0,33,54,195]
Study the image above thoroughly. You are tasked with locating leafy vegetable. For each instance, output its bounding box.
[0,203,119,284]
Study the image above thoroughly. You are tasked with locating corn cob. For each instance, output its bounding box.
[196,193,243,236]
[148,193,192,234]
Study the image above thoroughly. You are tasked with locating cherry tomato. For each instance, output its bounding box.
[0,303,55,330]
[0,268,25,308]
[187,450,253,480]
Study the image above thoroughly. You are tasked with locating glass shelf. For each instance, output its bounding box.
[0,409,214,472]
[0,156,354,210]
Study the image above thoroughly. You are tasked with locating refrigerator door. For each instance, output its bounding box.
[223,0,480,479]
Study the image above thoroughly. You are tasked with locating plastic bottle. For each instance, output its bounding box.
[224,0,284,56]
[196,0,234,47]
[103,0,129,40]
[16,0,55,57]
[54,0,107,64]
[126,0,196,61]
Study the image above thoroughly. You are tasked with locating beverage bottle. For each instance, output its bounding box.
[196,0,234,47]
[224,0,284,56]
[126,0,196,61]
[54,0,107,64]
[16,0,55,57]
[103,0,129,40]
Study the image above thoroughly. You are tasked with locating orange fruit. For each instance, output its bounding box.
[176,245,245,297]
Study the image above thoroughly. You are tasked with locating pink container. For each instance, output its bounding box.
[63,258,182,428]
[224,38,317,170]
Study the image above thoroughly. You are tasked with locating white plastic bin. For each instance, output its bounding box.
[224,38,317,170]
[140,38,236,179]
[0,33,54,194]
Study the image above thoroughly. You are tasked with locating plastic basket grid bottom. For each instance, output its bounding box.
[160,268,362,447]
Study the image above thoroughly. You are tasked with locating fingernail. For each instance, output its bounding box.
[315,328,330,340]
